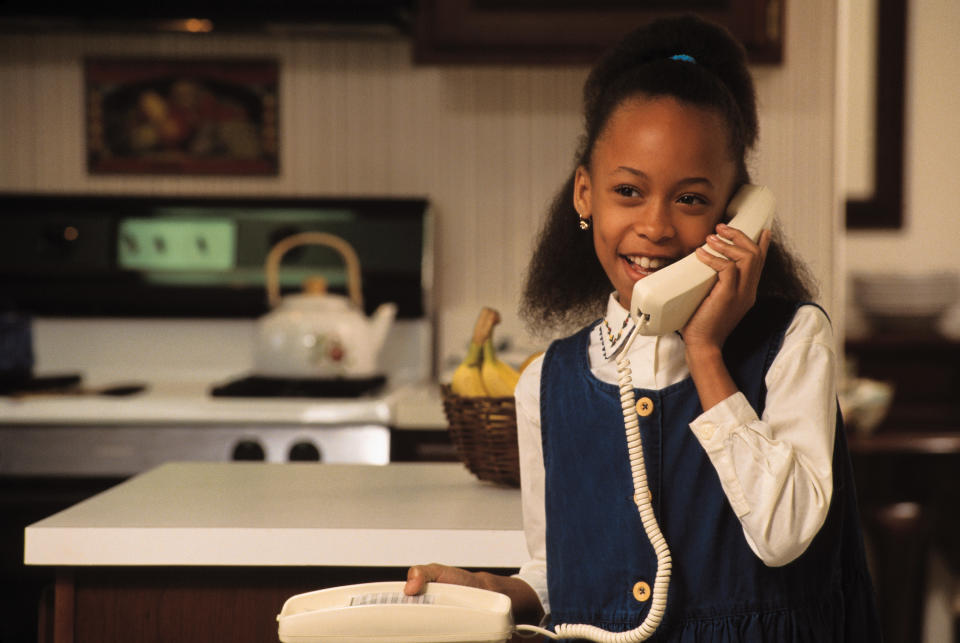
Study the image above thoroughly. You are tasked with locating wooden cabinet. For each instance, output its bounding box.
[0,476,121,643]
[845,335,960,431]
[414,0,784,65]
[848,433,960,643]
[845,335,960,640]
[41,565,520,643]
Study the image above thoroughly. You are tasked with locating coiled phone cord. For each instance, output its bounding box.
[516,326,672,642]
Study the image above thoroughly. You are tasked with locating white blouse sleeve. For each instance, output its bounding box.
[510,354,551,616]
[688,305,837,567]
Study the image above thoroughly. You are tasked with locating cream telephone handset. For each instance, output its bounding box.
[630,184,775,336]
[277,189,776,643]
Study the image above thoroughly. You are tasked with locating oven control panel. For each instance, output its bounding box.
[0,194,431,319]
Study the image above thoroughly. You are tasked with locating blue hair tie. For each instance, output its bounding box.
[670,54,697,64]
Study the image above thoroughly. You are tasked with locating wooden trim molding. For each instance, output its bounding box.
[414,0,785,65]
[846,0,908,229]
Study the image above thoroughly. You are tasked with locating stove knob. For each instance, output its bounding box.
[42,224,81,259]
[232,440,265,461]
[288,441,322,462]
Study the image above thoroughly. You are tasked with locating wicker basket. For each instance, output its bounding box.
[440,384,520,487]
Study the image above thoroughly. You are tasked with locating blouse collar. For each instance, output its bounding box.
[597,293,636,360]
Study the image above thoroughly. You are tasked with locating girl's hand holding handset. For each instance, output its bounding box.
[683,224,772,411]
[686,224,773,351]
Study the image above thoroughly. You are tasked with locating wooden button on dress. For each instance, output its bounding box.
[632,580,652,602]
[636,396,654,417]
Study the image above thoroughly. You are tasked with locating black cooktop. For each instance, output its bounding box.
[210,374,387,398]
[0,374,147,397]
[0,373,80,395]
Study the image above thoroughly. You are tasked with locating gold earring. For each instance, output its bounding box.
[578,216,591,231]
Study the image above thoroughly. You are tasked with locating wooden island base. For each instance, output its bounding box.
[41,566,516,643]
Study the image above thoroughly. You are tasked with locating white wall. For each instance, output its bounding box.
[845,0,960,279]
[0,2,840,366]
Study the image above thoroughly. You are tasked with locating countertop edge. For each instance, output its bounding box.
[24,526,528,568]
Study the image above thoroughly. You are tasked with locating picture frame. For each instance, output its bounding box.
[414,0,784,65]
[845,0,907,229]
[85,57,279,175]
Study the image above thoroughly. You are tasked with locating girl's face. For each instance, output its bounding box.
[574,96,738,308]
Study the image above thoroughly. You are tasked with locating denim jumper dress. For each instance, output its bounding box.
[539,299,881,641]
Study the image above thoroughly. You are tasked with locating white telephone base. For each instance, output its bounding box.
[277,581,514,643]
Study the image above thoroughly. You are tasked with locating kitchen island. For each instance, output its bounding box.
[25,462,526,643]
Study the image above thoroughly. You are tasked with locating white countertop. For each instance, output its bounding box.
[0,379,447,430]
[24,462,526,568]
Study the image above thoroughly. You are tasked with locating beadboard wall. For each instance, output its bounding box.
[0,0,840,365]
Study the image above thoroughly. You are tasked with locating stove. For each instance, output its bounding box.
[0,195,435,477]
[0,315,438,476]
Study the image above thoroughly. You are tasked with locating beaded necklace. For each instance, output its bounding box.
[599,315,632,359]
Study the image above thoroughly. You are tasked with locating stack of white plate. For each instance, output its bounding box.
[852,272,959,333]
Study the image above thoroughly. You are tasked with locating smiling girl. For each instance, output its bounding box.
[407,14,881,641]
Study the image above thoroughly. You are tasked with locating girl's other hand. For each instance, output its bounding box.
[405,563,545,627]
[685,225,772,350]
[404,563,487,595]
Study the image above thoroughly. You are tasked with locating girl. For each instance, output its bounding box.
[407,14,881,641]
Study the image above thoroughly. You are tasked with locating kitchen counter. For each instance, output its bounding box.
[390,381,448,429]
[26,462,526,643]
[25,461,525,568]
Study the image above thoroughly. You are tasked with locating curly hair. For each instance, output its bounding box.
[520,14,817,333]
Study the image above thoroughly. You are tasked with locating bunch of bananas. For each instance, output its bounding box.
[450,307,529,398]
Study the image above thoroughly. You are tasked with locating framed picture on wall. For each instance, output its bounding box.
[85,58,279,175]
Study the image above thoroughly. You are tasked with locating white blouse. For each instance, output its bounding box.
[512,294,838,616]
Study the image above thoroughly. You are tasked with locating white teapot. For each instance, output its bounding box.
[253,232,396,379]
